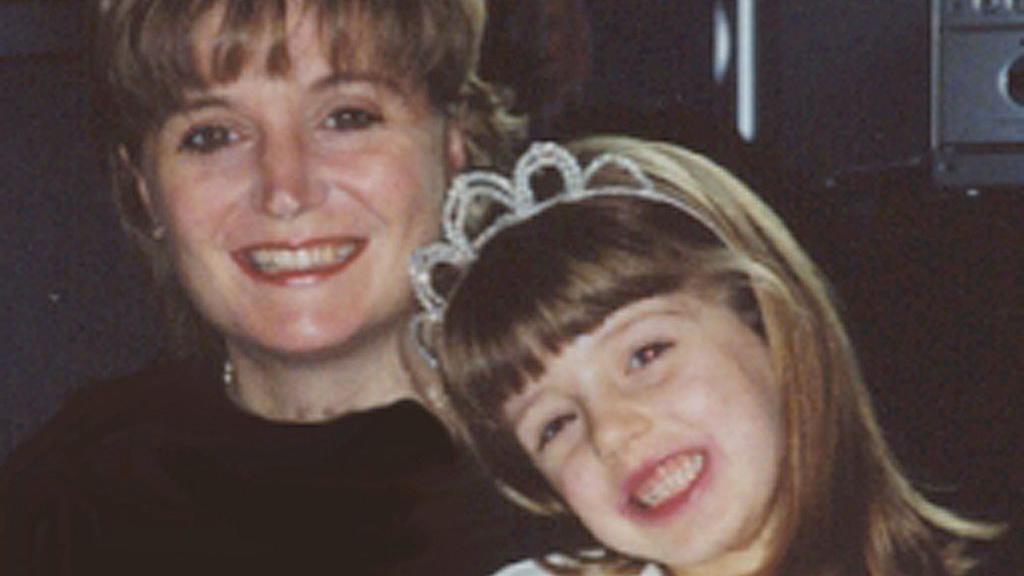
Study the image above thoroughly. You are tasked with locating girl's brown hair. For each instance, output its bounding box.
[437,136,1000,575]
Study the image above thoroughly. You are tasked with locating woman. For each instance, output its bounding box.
[0,1,583,573]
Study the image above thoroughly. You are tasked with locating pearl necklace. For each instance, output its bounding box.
[221,357,451,413]
[222,359,242,406]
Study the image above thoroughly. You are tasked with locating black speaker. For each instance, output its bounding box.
[932,0,1024,188]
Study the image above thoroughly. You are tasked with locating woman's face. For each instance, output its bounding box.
[136,6,465,357]
[504,292,785,574]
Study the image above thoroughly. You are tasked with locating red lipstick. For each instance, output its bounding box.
[231,237,366,286]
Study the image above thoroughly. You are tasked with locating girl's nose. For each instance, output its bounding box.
[255,128,325,219]
[589,396,651,462]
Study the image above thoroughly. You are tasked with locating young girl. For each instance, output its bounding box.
[410,137,1001,575]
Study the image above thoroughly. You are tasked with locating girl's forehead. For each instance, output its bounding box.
[499,291,733,412]
[501,292,707,412]
[577,292,706,346]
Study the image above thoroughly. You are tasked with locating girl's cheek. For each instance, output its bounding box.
[654,377,716,422]
[554,450,605,508]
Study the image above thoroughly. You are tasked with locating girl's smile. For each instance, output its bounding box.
[622,448,708,520]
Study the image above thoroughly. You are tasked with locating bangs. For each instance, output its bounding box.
[438,196,720,428]
[102,0,476,154]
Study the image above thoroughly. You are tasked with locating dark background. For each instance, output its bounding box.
[1,1,160,460]
[1,0,1020,566]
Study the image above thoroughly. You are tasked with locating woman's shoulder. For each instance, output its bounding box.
[0,357,221,568]
[0,357,217,479]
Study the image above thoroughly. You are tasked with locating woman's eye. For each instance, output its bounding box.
[178,125,237,154]
[628,341,674,371]
[537,413,577,452]
[323,107,382,131]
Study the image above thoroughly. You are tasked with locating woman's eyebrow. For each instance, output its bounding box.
[166,72,406,118]
[173,95,231,115]
[310,71,404,96]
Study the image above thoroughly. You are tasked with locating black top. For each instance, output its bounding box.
[0,358,586,575]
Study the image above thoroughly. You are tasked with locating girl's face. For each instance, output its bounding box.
[504,292,786,574]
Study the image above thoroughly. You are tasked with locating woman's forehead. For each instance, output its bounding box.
[187,0,409,90]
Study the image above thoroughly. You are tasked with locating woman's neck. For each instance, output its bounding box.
[223,323,427,423]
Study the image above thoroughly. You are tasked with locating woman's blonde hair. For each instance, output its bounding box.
[437,135,1000,575]
[90,0,523,356]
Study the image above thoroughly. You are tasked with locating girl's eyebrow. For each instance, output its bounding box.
[505,305,692,423]
[592,303,686,344]
[503,384,545,427]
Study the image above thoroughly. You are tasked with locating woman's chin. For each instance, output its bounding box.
[226,313,400,362]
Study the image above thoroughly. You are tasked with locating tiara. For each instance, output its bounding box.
[409,141,718,366]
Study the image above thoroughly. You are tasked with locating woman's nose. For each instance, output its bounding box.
[589,397,651,462]
[255,129,325,219]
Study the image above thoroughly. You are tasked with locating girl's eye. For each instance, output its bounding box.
[323,107,382,131]
[537,413,577,452]
[628,341,674,372]
[178,125,238,154]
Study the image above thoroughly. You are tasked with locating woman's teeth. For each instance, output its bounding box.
[634,452,704,509]
[248,243,357,274]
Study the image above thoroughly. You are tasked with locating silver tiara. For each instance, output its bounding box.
[409,141,717,366]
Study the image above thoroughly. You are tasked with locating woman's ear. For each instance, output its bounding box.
[445,124,468,174]
[118,145,165,240]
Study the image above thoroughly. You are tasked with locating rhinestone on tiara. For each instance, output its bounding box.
[409,141,718,366]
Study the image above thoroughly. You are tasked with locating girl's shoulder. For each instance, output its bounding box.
[490,556,664,575]
[490,558,550,576]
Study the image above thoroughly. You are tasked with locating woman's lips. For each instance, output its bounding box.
[623,449,708,521]
[232,237,366,285]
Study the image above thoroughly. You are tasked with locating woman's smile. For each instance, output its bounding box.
[232,236,366,286]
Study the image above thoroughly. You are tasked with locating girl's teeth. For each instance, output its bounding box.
[634,452,704,509]
[249,243,356,273]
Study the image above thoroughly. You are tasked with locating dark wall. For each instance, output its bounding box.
[769,1,931,181]
[1,3,159,458]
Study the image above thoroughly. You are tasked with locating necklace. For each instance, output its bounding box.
[222,359,242,405]
[223,356,451,415]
